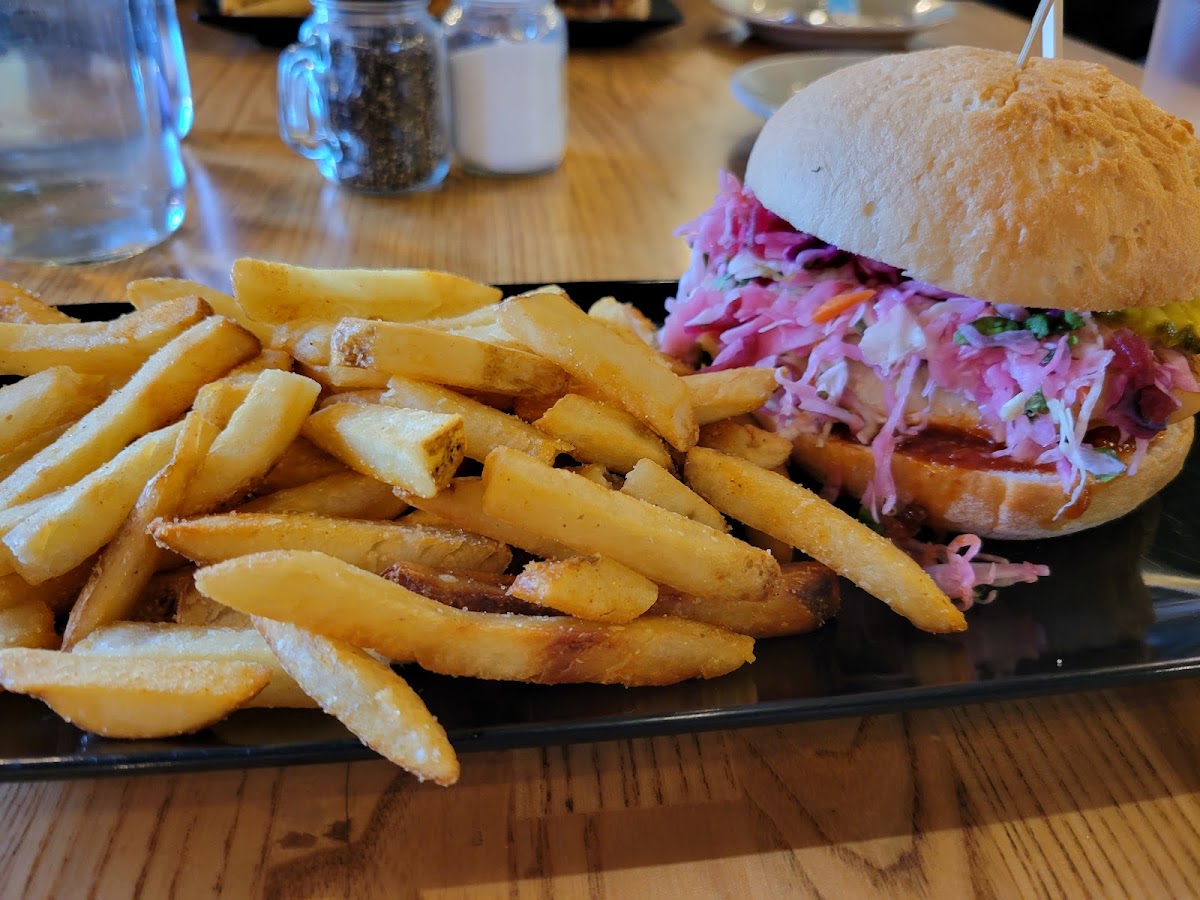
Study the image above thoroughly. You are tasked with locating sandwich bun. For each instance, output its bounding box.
[745,46,1200,311]
[782,417,1194,540]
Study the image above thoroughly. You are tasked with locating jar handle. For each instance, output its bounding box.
[277,41,336,163]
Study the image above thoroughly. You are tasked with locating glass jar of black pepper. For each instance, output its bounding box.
[278,0,451,194]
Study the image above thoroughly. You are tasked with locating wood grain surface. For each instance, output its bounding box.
[1,3,1196,897]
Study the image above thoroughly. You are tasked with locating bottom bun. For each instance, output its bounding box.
[783,418,1195,540]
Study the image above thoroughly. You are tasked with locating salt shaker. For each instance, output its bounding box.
[278,0,452,194]
[442,0,568,176]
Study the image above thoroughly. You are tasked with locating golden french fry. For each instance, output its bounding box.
[400,476,574,559]
[302,402,464,498]
[0,296,210,377]
[0,424,71,482]
[0,367,113,455]
[0,598,58,649]
[383,375,568,465]
[0,282,76,324]
[499,288,698,451]
[2,422,184,584]
[270,320,332,367]
[125,277,274,343]
[699,419,793,470]
[684,368,780,425]
[295,363,390,392]
[481,448,779,603]
[170,572,253,628]
[183,370,322,513]
[331,318,569,396]
[71,623,316,709]
[229,349,293,376]
[152,512,512,574]
[509,555,659,624]
[0,315,260,510]
[0,649,270,738]
[195,551,755,686]
[238,470,409,518]
[232,259,502,324]
[534,394,672,474]
[566,463,613,486]
[62,412,218,649]
[684,447,965,633]
[620,458,728,532]
[255,618,459,783]
[651,562,840,638]
[587,296,658,348]
[415,305,520,348]
[382,562,535,615]
[256,438,346,494]
[0,559,94,616]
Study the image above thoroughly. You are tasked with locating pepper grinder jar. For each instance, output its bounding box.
[278,0,451,194]
[442,0,568,177]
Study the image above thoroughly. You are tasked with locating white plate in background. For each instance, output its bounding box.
[713,0,954,49]
[731,51,892,117]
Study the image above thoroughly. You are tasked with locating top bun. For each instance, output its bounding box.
[745,46,1200,311]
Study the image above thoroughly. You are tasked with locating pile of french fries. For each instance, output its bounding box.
[0,261,964,786]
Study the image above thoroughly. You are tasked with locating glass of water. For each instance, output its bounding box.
[0,0,188,265]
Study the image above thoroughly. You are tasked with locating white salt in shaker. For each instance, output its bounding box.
[442,0,567,176]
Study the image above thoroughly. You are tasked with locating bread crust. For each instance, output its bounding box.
[781,417,1194,540]
[745,46,1200,311]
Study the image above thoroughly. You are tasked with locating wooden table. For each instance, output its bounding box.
[4,3,1198,896]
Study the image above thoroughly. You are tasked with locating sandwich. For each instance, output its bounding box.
[662,46,1200,542]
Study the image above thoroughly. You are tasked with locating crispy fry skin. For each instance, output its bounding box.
[195,551,756,686]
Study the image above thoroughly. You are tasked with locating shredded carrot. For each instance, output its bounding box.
[811,288,876,324]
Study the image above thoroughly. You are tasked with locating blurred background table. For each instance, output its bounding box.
[2,2,1197,897]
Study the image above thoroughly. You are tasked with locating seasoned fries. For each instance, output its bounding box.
[303,402,464,498]
[232,259,502,323]
[195,550,756,686]
[499,288,699,451]
[685,448,966,633]
[0,261,986,785]
[481,447,780,603]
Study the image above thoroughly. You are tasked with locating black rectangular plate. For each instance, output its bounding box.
[195,0,682,50]
[4,279,1199,781]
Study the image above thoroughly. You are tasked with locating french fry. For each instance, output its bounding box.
[684,447,966,633]
[620,458,728,532]
[171,572,253,628]
[534,394,672,474]
[254,617,459,783]
[481,448,779,602]
[0,282,76,324]
[0,649,271,738]
[331,319,569,396]
[229,349,293,376]
[651,562,841,638]
[232,259,502,324]
[71,623,316,709]
[255,438,346,495]
[498,288,698,451]
[62,412,218,649]
[152,512,512,574]
[0,367,113,455]
[192,377,255,427]
[508,555,659,624]
[699,419,793,470]
[302,402,464,498]
[0,598,58,649]
[183,370,322,513]
[2,422,185,584]
[0,560,95,616]
[684,368,780,425]
[296,364,390,392]
[238,470,408,519]
[270,320,332,367]
[195,551,756,686]
[382,562,539,615]
[566,463,613,487]
[400,476,574,559]
[415,305,519,347]
[0,315,260,510]
[0,424,71,482]
[383,375,569,465]
[0,296,210,377]
[125,276,274,343]
[587,296,658,348]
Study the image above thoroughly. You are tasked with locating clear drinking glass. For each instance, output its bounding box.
[153,0,195,138]
[278,0,452,194]
[1143,0,1200,123]
[0,0,188,264]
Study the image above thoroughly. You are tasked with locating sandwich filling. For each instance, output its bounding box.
[662,175,1197,589]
